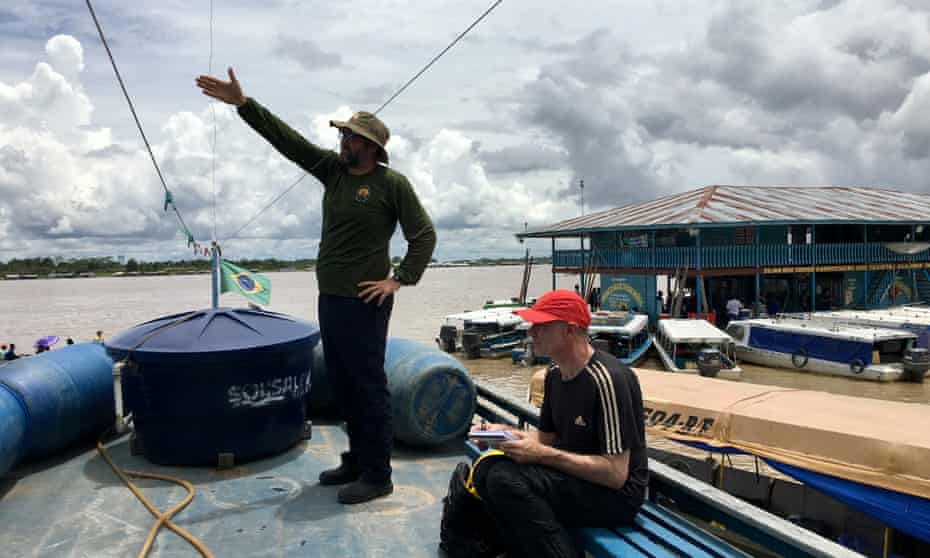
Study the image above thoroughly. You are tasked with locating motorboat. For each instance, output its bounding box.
[437,306,527,359]
[726,317,928,382]
[588,311,653,366]
[654,319,742,379]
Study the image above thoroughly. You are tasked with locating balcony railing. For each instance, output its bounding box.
[553,242,930,270]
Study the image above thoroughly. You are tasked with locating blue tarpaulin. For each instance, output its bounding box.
[764,460,930,545]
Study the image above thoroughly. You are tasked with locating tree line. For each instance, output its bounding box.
[0,257,317,275]
[1,255,547,275]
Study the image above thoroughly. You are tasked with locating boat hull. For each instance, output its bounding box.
[735,345,903,382]
[619,334,653,367]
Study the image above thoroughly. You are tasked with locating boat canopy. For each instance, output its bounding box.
[443,308,526,327]
[658,319,732,343]
[811,309,930,327]
[589,314,649,336]
[740,318,916,343]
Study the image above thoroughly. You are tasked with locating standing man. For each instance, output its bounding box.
[470,290,648,557]
[196,68,436,504]
[725,295,742,326]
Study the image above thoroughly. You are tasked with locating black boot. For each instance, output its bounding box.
[319,452,362,486]
[337,478,394,505]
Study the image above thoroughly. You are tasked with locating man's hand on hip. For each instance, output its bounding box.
[358,278,400,306]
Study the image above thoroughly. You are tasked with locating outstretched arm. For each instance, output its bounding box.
[195,67,247,107]
[196,67,336,180]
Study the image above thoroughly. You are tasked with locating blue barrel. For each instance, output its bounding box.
[0,343,114,474]
[385,338,476,446]
[0,384,27,475]
[307,338,476,445]
[106,308,318,466]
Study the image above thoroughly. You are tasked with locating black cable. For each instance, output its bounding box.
[228,0,506,237]
[84,0,194,239]
[373,0,504,115]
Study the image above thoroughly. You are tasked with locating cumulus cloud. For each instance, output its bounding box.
[0,33,578,261]
[45,34,83,77]
[508,0,930,215]
[274,35,343,71]
[0,34,92,136]
[7,1,930,262]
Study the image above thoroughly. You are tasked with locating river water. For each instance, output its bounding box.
[2,265,928,405]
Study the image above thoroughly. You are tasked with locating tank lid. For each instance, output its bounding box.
[107,307,317,354]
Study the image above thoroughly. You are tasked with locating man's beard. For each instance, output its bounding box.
[340,147,360,168]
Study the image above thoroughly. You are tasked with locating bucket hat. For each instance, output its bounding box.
[330,111,390,163]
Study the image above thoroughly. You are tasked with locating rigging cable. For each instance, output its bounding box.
[84,0,195,243]
[374,0,504,115]
[224,0,505,239]
[226,172,310,240]
[209,0,217,241]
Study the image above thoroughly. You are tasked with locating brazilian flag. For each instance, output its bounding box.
[220,260,271,305]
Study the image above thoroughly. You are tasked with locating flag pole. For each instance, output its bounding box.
[211,241,220,309]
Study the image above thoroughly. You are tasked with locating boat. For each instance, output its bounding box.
[0,339,860,557]
[726,317,927,382]
[634,369,930,553]
[654,319,742,379]
[798,307,930,349]
[588,311,653,366]
[510,311,651,367]
[481,297,535,309]
[436,306,528,358]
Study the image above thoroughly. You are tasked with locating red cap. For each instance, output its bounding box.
[514,290,591,329]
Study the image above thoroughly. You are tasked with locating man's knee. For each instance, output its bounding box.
[475,459,526,503]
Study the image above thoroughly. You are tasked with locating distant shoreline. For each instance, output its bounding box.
[1,260,550,280]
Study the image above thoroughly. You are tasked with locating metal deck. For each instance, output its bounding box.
[1,422,464,557]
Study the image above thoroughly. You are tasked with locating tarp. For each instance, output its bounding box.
[633,369,930,501]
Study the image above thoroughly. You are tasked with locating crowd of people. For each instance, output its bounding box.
[1,331,104,361]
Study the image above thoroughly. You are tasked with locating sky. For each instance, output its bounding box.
[1,0,930,262]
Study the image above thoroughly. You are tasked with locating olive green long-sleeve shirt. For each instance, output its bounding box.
[237,98,436,297]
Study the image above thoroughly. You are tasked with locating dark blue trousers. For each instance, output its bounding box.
[318,294,394,483]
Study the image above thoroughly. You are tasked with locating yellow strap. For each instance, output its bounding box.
[465,449,506,500]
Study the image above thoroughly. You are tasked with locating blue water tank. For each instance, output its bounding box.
[106,308,318,466]
[0,343,114,475]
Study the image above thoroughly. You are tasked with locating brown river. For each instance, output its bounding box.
[2,265,929,405]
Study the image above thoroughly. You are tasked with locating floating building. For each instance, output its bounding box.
[519,186,930,323]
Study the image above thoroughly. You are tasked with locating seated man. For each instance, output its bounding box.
[471,289,648,558]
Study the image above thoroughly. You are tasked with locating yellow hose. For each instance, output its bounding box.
[96,436,215,558]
